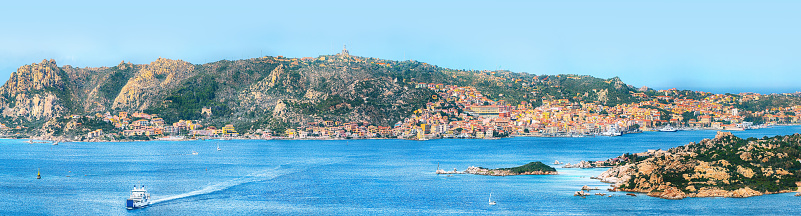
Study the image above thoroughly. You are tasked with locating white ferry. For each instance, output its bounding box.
[601,127,622,136]
[126,185,151,210]
[658,124,678,132]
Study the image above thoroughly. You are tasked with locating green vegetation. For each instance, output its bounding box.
[47,116,115,137]
[681,111,697,123]
[732,94,801,112]
[98,65,135,99]
[289,95,357,116]
[499,161,557,173]
[620,133,801,194]
[48,67,78,115]
[640,105,671,122]
[3,54,800,138]
[686,134,801,192]
[145,74,229,123]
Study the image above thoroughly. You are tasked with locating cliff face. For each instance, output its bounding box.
[0,59,68,120]
[0,59,63,93]
[112,58,196,111]
[598,132,801,199]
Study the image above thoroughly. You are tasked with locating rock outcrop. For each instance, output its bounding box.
[562,160,594,168]
[0,59,68,120]
[112,58,195,111]
[598,132,801,199]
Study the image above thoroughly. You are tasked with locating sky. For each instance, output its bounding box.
[1,0,799,94]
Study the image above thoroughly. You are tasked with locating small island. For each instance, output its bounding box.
[465,162,558,176]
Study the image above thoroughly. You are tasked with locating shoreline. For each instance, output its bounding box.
[437,162,559,176]
[609,186,800,199]
[7,124,797,143]
[581,166,801,200]
[587,131,801,200]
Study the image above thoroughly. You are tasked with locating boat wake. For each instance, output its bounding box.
[150,158,344,205]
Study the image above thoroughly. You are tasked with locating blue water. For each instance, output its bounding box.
[2,126,800,215]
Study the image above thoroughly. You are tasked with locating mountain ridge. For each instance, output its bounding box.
[2,50,797,138]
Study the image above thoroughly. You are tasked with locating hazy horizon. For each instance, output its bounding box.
[2,0,799,94]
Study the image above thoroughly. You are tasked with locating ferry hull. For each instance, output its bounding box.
[126,198,148,210]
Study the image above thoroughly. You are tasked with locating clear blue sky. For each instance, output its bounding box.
[1,0,799,94]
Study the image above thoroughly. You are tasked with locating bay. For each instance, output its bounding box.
[1,126,799,215]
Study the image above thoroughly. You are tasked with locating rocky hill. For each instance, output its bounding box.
[0,49,653,137]
[598,132,801,199]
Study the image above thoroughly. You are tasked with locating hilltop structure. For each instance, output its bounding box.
[0,50,798,141]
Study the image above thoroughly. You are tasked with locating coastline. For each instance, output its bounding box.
[608,185,800,199]
[12,124,795,143]
[588,130,801,200]
[464,166,558,176]
[585,165,801,199]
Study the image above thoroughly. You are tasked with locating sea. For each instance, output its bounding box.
[2,126,800,215]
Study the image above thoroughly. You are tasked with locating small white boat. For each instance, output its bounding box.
[192,151,198,155]
[126,185,151,210]
[217,144,221,151]
[489,191,496,205]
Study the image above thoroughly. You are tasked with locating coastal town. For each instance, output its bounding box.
[1,46,798,142]
[7,1,801,214]
[4,81,798,142]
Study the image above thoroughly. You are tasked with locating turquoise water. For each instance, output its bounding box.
[2,126,800,215]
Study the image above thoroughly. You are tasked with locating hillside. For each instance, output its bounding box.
[0,48,651,138]
[598,132,801,199]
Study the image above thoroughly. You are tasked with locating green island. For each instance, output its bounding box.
[465,162,558,176]
[597,131,801,199]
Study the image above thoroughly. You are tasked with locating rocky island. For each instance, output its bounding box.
[465,162,558,176]
[597,132,801,199]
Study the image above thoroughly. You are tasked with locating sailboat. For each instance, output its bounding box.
[217,144,221,151]
[489,191,496,205]
[37,168,41,179]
